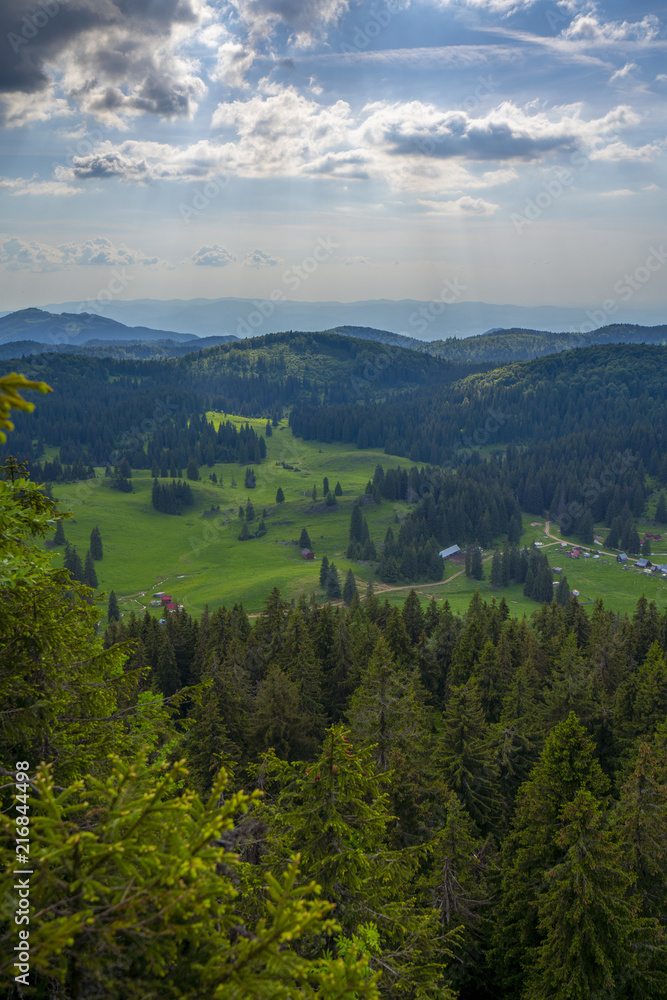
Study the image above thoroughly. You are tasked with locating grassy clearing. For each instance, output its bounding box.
[48,422,666,619]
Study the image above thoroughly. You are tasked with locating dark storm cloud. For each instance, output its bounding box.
[384,118,579,161]
[0,0,205,123]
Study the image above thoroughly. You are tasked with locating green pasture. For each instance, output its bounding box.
[47,419,666,619]
[50,417,401,616]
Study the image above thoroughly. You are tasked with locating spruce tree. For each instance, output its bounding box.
[312,484,317,501]
[319,554,329,588]
[326,562,341,600]
[54,519,66,545]
[555,574,570,605]
[438,682,500,831]
[238,522,250,541]
[656,492,667,524]
[299,527,311,549]
[276,486,285,503]
[334,481,343,496]
[90,524,103,560]
[84,549,98,589]
[490,549,501,587]
[343,569,357,606]
[524,790,639,1000]
[323,476,329,495]
[108,590,120,622]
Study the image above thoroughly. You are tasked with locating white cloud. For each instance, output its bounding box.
[0,235,166,271]
[561,13,660,45]
[609,62,637,84]
[418,195,499,215]
[55,87,653,197]
[0,176,82,196]
[243,249,281,267]
[434,0,537,12]
[599,188,635,197]
[590,140,662,162]
[190,245,237,266]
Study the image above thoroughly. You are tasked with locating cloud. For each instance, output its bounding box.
[560,12,660,45]
[590,140,662,162]
[243,249,281,267]
[55,87,653,196]
[189,245,236,266]
[355,99,641,163]
[0,234,166,270]
[418,195,499,215]
[0,175,81,196]
[599,188,635,198]
[226,0,349,46]
[434,0,537,12]
[609,62,637,84]
[0,0,215,127]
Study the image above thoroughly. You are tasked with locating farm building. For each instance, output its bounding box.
[636,558,652,569]
[617,553,628,563]
[161,594,173,605]
[439,544,461,560]
[301,548,315,560]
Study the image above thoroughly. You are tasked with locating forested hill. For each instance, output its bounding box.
[290,343,667,535]
[427,322,667,363]
[1,331,469,468]
[174,329,466,399]
[0,334,238,361]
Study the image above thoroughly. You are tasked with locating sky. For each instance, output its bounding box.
[0,0,665,315]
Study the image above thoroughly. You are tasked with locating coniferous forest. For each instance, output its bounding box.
[1,336,667,999]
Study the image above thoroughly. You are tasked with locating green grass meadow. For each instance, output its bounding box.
[48,417,667,620]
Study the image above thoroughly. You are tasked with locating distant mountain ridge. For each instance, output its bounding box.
[38,296,667,339]
[0,308,199,346]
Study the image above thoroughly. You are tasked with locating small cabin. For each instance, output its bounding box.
[301,548,315,560]
[617,553,628,563]
[636,558,652,569]
[161,594,173,605]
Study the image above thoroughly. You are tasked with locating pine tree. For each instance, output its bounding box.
[84,549,98,589]
[186,458,199,480]
[523,790,639,1000]
[642,537,652,557]
[555,574,570,605]
[577,507,594,545]
[108,590,120,622]
[90,524,103,560]
[326,562,341,600]
[490,549,501,586]
[656,492,667,524]
[319,554,330,588]
[312,484,317,501]
[323,476,329,495]
[276,486,285,503]
[343,569,357,606]
[245,499,255,522]
[299,527,311,549]
[325,490,336,506]
[154,631,180,698]
[53,519,66,545]
[334,481,343,496]
[469,545,483,580]
[438,682,500,831]
[238,523,250,541]
[493,713,610,995]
